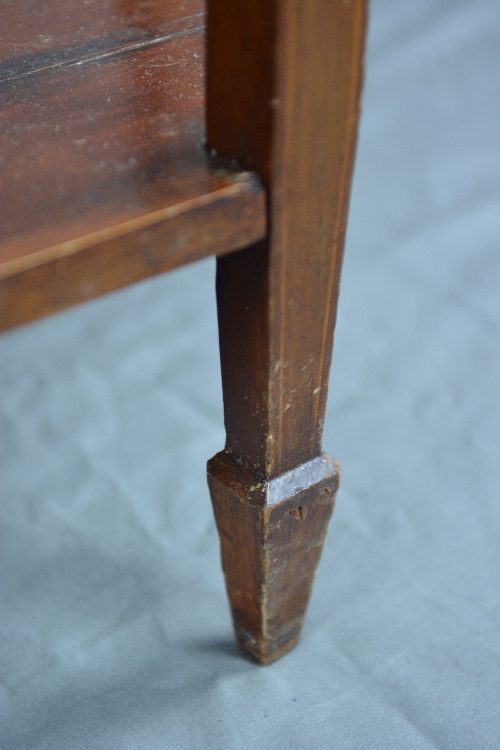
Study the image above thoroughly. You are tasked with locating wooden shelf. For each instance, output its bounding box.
[0,0,266,330]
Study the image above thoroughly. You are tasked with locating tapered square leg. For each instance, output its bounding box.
[206,0,366,663]
[208,451,340,664]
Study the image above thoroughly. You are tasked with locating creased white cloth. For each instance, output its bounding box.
[1,1,499,747]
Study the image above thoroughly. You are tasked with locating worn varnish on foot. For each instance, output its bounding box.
[208,451,340,665]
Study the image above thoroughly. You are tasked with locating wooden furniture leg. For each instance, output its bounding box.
[206,0,367,664]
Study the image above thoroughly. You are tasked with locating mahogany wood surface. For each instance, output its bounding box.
[0,0,266,330]
[1,0,365,668]
[208,451,341,665]
[207,0,367,663]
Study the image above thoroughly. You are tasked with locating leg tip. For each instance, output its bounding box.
[209,451,340,666]
[234,623,302,665]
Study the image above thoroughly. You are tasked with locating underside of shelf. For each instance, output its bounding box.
[0,0,267,330]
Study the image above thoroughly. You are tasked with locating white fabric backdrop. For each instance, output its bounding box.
[1,1,499,747]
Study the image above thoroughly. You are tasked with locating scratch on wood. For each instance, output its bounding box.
[0,16,205,86]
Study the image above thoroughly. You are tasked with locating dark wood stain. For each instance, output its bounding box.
[1,0,366,667]
[0,0,265,330]
[207,0,366,663]
[0,28,153,83]
[208,451,340,665]
[207,0,367,478]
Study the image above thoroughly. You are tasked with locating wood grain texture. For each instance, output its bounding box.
[208,451,340,665]
[0,0,203,61]
[0,0,266,330]
[206,0,366,662]
[0,172,264,330]
[207,0,367,477]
